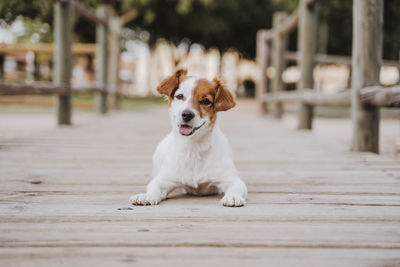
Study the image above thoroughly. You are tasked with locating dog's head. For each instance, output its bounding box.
[157,68,236,138]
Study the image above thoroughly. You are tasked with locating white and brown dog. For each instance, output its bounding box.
[130,68,247,207]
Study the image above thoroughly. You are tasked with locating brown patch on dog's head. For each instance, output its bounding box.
[157,68,188,102]
[192,78,236,123]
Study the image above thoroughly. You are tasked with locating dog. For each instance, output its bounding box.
[130,68,248,207]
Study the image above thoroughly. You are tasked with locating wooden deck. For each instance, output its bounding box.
[1,101,400,266]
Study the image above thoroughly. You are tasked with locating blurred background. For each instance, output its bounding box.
[2,2,400,264]
[0,0,399,103]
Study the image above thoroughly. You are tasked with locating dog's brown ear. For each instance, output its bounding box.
[213,78,236,112]
[157,68,188,99]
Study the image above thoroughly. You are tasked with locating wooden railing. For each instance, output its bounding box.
[0,0,135,124]
[256,0,400,154]
[0,43,96,54]
[0,81,106,96]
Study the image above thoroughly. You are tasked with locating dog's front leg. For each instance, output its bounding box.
[130,178,176,206]
[219,179,248,207]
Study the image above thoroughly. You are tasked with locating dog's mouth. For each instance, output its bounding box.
[179,122,205,136]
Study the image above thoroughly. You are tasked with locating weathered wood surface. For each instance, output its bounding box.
[297,0,318,129]
[284,51,400,67]
[53,0,72,125]
[0,102,399,266]
[0,82,68,96]
[71,0,108,28]
[0,43,96,55]
[360,85,400,108]
[263,86,400,107]
[271,12,288,118]
[0,82,107,96]
[255,30,270,114]
[108,15,122,109]
[94,5,109,114]
[260,0,318,41]
[351,0,382,153]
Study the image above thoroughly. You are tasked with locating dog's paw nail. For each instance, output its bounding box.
[130,193,159,206]
[130,193,148,205]
[221,194,245,207]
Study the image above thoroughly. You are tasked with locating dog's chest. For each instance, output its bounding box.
[173,144,214,187]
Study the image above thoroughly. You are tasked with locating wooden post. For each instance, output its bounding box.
[271,12,288,119]
[351,0,382,153]
[297,0,318,129]
[95,5,109,114]
[108,16,121,109]
[256,30,270,115]
[54,0,72,125]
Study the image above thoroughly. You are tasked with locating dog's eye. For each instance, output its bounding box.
[175,94,184,100]
[199,98,212,106]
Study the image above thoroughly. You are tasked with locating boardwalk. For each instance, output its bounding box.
[1,101,400,266]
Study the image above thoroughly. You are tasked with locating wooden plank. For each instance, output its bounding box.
[351,0,382,153]
[2,170,398,185]
[0,102,399,265]
[1,201,400,222]
[0,247,399,267]
[1,221,400,249]
[0,43,96,55]
[2,183,400,196]
[2,191,400,206]
[1,159,399,171]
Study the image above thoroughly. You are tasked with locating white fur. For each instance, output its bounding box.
[130,77,248,207]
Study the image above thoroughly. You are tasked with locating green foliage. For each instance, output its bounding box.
[319,0,353,56]
[123,0,283,58]
[0,0,399,60]
[13,16,52,43]
[0,0,52,23]
[383,0,400,60]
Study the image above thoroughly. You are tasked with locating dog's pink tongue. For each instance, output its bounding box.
[179,125,193,135]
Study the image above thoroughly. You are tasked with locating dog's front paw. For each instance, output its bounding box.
[221,194,246,207]
[130,193,160,206]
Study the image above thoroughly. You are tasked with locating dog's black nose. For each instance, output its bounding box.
[182,110,195,122]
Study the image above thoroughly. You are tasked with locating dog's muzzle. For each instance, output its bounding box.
[182,109,195,122]
[179,122,205,136]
